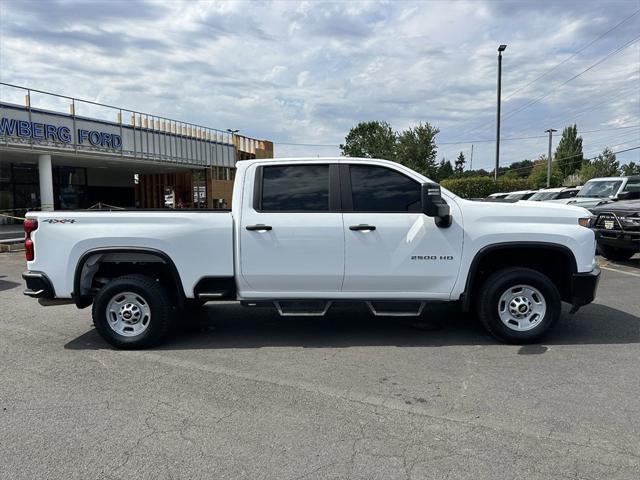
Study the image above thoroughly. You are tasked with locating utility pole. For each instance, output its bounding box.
[545,128,557,187]
[470,144,474,171]
[495,44,507,180]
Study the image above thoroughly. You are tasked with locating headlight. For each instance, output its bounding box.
[578,217,593,228]
[618,216,640,227]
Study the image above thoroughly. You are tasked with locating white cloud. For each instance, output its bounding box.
[0,0,638,166]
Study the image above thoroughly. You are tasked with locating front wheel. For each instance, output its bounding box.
[477,268,561,344]
[92,274,173,349]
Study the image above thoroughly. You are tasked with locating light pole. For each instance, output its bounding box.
[495,44,507,180]
[545,128,557,188]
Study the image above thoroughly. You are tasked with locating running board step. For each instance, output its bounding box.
[274,301,332,316]
[366,301,425,317]
[197,291,231,299]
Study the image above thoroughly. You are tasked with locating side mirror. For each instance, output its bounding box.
[422,182,452,228]
[616,191,640,201]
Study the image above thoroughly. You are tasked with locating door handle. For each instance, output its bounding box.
[349,224,376,231]
[246,224,273,231]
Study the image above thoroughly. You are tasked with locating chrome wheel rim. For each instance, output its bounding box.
[498,284,546,332]
[105,291,151,337]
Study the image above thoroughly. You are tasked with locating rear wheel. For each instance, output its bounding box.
[477,268,561,343]
[92,274,173,349]
[598,244,635,261]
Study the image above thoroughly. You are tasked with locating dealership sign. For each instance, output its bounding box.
[0,117,122,148]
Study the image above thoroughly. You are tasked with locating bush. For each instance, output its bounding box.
[528,161,564,188]
[441,176,532,198]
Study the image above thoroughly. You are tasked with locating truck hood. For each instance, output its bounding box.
[465,198,590,220]
[592,199,640,214]
[547,196,610,208]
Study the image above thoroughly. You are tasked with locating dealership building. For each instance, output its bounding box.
[0,83,273,223]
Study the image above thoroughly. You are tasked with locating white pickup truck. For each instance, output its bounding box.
[22,157,600,348]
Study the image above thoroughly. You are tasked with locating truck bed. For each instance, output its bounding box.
[25,210,234,298]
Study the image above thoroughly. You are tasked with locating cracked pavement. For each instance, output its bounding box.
[1,252,639,479]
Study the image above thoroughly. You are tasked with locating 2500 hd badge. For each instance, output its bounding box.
[411,255,454,260]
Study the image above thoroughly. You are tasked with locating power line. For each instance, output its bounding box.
[450,31,640,142]
[468,129,640,172]
[535,86,638,130]
[493,145,640,175]
[503,8,640,102]
[441,124,640,147]
[274,124,640,149]
[498,33,640,124]
[273,141,339,147]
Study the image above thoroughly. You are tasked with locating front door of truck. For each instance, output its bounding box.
[239,162,344,295]
[341,164,463,297]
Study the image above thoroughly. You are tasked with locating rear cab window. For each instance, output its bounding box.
[256,164,330,212]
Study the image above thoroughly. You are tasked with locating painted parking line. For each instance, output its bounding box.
[597,256,640,277]
[599,265,640,278]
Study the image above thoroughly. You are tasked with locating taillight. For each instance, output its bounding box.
[24,219,38,261]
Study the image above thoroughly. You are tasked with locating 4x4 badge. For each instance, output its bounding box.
[41,219,76,224]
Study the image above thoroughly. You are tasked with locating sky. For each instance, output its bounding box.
[0,0,639,171]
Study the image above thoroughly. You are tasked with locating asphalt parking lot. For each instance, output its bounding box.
[1,251,639,480]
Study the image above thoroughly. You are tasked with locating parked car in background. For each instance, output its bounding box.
[528,187,581,202]
[590,198,640,261]
[504,189,539,201]
[488,192,509,199]
[549,176,640,209]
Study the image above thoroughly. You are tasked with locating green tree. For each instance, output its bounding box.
[340,121,396,159]
[435,158,454,181]
[441,176,532,198]
[554,124,583,177]
[396,122,440,178]
[461,168,490,178]
[621,161,640,176]
[578,147,619,182]
[500,169,520,180]
[528,156,563,188]
[501,159,534,178]
[454,152,466,175]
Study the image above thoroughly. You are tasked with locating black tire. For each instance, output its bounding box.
[598,244,635,262]
[92,274,173,349]
[477,267,561,344]
[185,299,207,308]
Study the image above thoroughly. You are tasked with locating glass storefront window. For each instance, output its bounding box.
[3,163,89,213]
[0,162,12,183]
[12,164,39,184]
[55,166,87,186]
[57,185,86,210]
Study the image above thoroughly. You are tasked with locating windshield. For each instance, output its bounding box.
[504,192,527,200]
[528,191,559,201]
[577,180,622,198]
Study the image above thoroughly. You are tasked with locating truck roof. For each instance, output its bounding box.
[586,176,639,182]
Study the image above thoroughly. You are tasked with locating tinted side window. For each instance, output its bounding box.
[349,165,421,212]
[623,179,640,193]
[261,165,329,211]
[557,190,577,199]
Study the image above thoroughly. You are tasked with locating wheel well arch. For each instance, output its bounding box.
[461,242,578,312]
[73,247,186,308]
